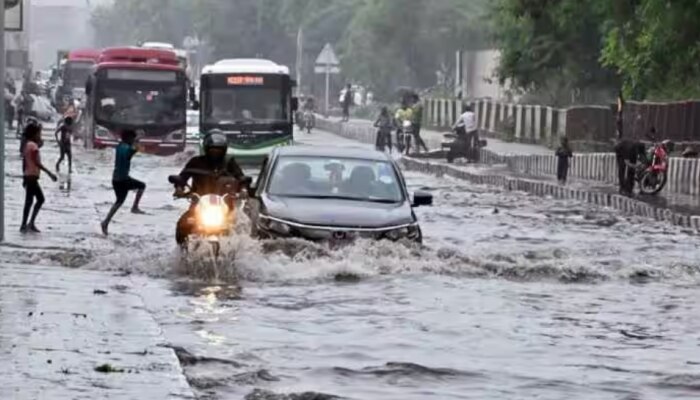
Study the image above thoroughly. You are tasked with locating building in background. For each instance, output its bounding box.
[5,0,30,79]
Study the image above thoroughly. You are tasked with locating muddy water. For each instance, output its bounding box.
[112,171,700,400]
[4,133,700,399]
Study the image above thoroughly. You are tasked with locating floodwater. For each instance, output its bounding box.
[3,130,700,399]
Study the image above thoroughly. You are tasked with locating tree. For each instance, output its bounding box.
[601,0,700,100]
[490,0,616,105]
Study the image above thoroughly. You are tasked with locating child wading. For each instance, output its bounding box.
[555,137,573,184]
[100,130,146,235]
[20,123,57,233]
[55,116,74,173]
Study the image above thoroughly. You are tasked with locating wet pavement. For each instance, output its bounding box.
[2,128,700,399]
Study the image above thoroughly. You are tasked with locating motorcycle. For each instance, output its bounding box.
[443,127,487,164]
[396,120,413,155]
[168,171,251,257]
[633,139,671,195]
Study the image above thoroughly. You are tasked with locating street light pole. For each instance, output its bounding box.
[1,1,7,242]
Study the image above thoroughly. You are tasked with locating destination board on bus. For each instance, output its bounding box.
[107,69,177,82]
[227,76,265,85]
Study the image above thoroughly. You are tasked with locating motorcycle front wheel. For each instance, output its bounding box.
[639,171,668,195]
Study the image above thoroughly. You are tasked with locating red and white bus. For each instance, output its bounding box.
[83,47,188,155]
[56,48,100,111]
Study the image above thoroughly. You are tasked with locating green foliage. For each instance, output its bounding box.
[601,0,700,100]
[492,0,700,102]
[91,0,490,101]
[491,0,615,104]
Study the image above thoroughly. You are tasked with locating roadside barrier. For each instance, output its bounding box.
[402,157,700,232]
[316,118,700,197]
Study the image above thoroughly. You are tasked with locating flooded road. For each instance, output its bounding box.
[3,130,700,399]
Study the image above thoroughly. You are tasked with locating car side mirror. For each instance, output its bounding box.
[291,97,299,112]
[412,191,433,207]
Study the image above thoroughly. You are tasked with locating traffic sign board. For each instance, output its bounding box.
[315,43,339,66]
[314,65,340,74]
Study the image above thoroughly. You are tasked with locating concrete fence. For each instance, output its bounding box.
[316,117,700,197]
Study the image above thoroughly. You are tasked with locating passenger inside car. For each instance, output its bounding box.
[274,162,313,195]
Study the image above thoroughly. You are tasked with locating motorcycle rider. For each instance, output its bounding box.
[394,100,414,153]
[451,105,479,162]
[172,131,249,245]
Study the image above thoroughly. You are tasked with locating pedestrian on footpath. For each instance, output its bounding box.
[101,129,146,236]
[341,83,353,122]
[20,123,57,233]
[411,94,429,153]
[555,137,573,184]
[54,116,74,173]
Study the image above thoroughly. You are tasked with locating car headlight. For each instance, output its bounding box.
[167,130,185,142]
[385,224,420,241]
[95,125,110,139]
[259,215,291,235]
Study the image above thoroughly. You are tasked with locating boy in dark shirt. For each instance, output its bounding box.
[100,130,146,235]
[555,137,573,184]
[55,116,74,173]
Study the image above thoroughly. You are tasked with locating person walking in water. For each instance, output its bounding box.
[555,137,573,184]
[374,106,395,152]
[55,116,74,173]
[20,123,57,233]
[101,129,146,235]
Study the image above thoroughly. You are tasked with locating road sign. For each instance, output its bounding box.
[314,65,340,74]
[315,43,339,66]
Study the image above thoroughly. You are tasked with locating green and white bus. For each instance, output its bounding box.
[199,59,297,165]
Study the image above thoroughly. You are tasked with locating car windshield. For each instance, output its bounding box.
[203,87,286,124]
[64,61,93,88]
[96,79,185,126]
[268,156,403,203]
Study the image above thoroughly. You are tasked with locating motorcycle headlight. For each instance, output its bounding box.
[198,203,228,229]
[403,121,412,128]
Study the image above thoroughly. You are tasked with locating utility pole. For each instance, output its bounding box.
[1,1,7,242]
[296,26,303,92]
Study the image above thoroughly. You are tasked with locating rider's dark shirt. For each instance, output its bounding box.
[178,155,245,195]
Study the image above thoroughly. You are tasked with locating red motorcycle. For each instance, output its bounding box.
[635,139,673,195]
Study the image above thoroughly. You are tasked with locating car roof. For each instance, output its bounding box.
[274,145,392,162]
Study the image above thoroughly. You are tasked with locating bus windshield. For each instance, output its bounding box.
[64,61,94,88]
[201,73,289,126]
[203,87,287,125]
[95,69,185,126]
